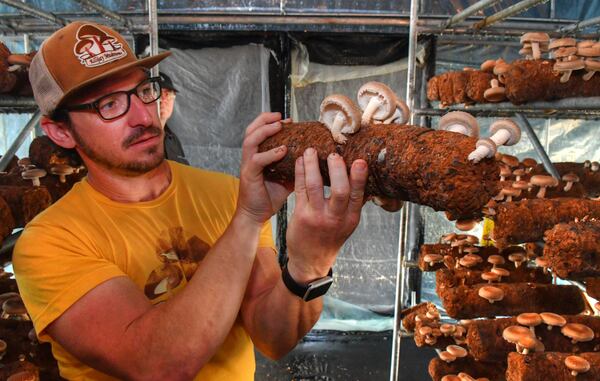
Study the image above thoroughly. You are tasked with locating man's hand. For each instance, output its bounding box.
[285,148,369,282]
[237,112,292,225]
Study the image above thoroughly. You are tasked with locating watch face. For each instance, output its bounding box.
[303,277,333,301]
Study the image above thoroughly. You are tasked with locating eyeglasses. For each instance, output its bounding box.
[62,77,162,121]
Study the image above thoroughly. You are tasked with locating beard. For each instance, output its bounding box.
[71,124,165,176]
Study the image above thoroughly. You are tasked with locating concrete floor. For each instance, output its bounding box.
[255,330,436,381]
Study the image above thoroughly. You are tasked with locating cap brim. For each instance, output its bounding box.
[57,51,171,110]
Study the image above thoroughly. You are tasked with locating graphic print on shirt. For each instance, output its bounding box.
[144,226,211,303]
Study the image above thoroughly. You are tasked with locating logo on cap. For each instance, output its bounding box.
[73,24,127,68]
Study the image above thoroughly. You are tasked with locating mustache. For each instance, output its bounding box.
[122,126,162,149]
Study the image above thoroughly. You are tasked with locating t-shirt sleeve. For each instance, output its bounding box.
[13,223,126,342]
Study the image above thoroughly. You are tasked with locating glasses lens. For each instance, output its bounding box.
[137,80,161,104]
[97,93,129,120]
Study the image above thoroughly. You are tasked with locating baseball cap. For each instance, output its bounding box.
[159,72,178,93]
[29,21,171,116]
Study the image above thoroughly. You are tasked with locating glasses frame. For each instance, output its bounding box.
[62,76,162,121]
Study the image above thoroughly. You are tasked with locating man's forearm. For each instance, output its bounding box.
[245,271,324,360]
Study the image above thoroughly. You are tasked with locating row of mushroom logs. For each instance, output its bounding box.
[319,81,410,145]
[502,313,595,376]
[549,38,600,82]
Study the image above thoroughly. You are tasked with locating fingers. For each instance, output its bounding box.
[241,121,282,163]
[327,153,350,216]
[302,148,325,210]
[245,112,282,137]
[245,145,287,177]
[294,156,308,207]
[347,160,369,215]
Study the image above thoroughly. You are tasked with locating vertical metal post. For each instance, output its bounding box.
[515,113,560,179]
[0,111,40,172]
[390,1,419,380]
[147,0,159,77]
[23,33,30,53]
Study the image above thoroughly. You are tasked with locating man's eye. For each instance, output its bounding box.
[99,99,118,110]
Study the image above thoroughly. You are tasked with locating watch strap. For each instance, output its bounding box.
[281,261,333,301]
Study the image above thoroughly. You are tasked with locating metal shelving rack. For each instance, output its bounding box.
[0,1,600,380]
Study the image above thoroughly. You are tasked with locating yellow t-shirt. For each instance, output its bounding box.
[13,160,275,381]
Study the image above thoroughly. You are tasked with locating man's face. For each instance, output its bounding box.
[66,69,165,176]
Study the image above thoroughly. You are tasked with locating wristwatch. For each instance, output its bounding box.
[281,261,333,302]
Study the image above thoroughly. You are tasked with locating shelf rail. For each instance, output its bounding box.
[443,0,502,29]
[558,15,600,34]
[73,0,132,30]
[473,0,549,29]
[0,0,68,27]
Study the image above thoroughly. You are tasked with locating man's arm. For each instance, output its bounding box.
[44,112,293,381]
[241,148,368,359]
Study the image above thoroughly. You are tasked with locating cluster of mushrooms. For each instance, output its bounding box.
[414,303,470,348]
[518,33,600,82]
[501,313,594,376]
[440,374,489,381]
[1,157,83,187]
[319,81,409,144]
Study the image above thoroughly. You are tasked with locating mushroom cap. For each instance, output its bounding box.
[21,168,47,180]
[501,154,520,168]
[2,296,27,315]
[540,312,566,327]
[508,253,525,262]
[464,235,479,245]
[554,59,585,71]
[493,62,511,76]
[578,46,600,57]
[595,301,600,311]
[490,119,521,146]
[6,371,38,381]
[463,254,483,263]
[424,254,444,264]
[484,86,506,102]
[491,267,510,277]
[441,376,462,381]
[440,323,456,335]
[578,40,596,49]
[455,219,477,231]
[463,246,479,254]
[481,271,500,282]
[502,187,521,198]
[503,325,534,344]
[500,166,512,178]
[446,345,468,358]
[475,138,497,156]
[439,111,480,137]
[356,81,398,121]
[521,158,538,168]
[319,94,362,134]
[565,355,591,374]
[459,256,479,268]
[488,255,506,265]
[441,232,457,243]
[478,285,504,302]
[530,175,559,187]
[517,334,541,350]
[439,351,456,362]
[520,32,550,44]
[584,59,600,70]
[512,180,530,190]
[419,326,433,336]
[561,323,595,342]
[512,168,526,177]
[553,46,578,59]
[561,172,580,183]
[517,312,542,327]
[0,338,6,352]
[480,60,496,72]
[50,163,75,176]
[548,38,577,50]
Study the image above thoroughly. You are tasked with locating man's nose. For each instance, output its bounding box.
[127,93,154,127]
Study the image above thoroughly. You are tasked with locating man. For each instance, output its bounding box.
[13,21,368,381]
[158,72,189,165]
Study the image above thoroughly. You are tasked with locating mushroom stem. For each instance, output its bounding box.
[32,177,40,187]
[560,70,573,83]
[362,97,384,126]
[531,42,541,60]
[536,186,548,199]
[583,69,597,81]
[489,129,511,146]
[331,112,346,142]
[58,174,67,183]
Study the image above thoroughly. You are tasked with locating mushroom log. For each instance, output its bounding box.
[491,198,600,247]
[542,218,600,279]
[260,122,500,219]
[506,352,600,381]
[466,315,600,363]
[438,282,585,319]
[428,356,506,381]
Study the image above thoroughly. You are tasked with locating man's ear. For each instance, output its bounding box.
[40,115,77,149]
